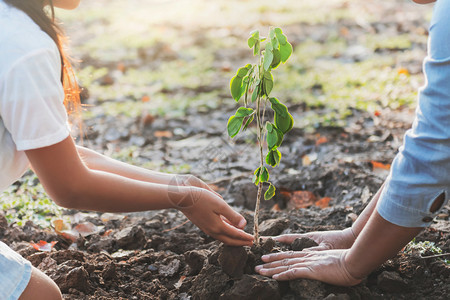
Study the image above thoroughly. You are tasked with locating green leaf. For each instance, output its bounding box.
[248,37,256,48]
[265,150,275,167]
[271,49,281,69]
[269,98,287,117]
[263,43,274,71]
[235,107,254,117]
[250,30,260,40]
[274,28,287,45]
[267,129,278,149]
[266,122,282,150]
[241,76,249,99]
[254,40,260,56]
[237,64,252,77]
[274,111,294,134]
[264,184,276,200]
[230,65,251,101]
[251,84,259,102]
[270,29,279,49]
[280,41,293,63]
[273,149,281,165]
[253,167,261,185]
[227,115,243,138]
[230,75,243,101]
[260,167,269,182]
[274,127,284,147]
[266,149,281,167]
[269,28,276,40]
[263,72,274,95]
[242,114,254,131]
[271,38,279,50]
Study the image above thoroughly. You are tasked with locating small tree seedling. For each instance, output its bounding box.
[227,27,294,245]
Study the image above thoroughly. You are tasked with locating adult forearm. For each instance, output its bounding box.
[351,183,385,237]
[345,211,422,279]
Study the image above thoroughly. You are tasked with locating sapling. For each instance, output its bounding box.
[227,27,294,245]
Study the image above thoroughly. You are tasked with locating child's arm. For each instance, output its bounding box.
[76,145,221,196]
[26,136,253,246]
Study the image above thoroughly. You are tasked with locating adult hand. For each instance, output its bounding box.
[178,187,253,246]
[266,227,356,251]
[255,249,362,287]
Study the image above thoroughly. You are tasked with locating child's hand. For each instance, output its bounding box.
[265,227,356,251]
[174,175,223,199]
[177,187,254,246]
[255,249,362,286]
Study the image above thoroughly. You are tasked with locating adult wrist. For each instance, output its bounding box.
[340,250,365,286]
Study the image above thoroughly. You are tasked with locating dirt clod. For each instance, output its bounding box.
[291,237,319,251]
[190,265,229,300]
[259,218,289,236]
[289,279,327,299]
[54,266,91,293]
[218,245,248,278]
[219,274,280,300]
[115,226,146,250]
[184,249,209,276]
[377,271,408,293]
[158,258,181,277]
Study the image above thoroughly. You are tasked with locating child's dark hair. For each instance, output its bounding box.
[4,0,81,117]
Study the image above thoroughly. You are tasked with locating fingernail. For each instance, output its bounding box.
[261,255,268,260]
[273,275,279,280]
[255,265,262,271]
[238,219,246,228]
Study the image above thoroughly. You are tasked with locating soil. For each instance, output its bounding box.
[1,0,449,299]
[1,106,449,299]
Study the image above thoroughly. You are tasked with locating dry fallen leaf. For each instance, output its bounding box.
[117,62,127,73]
[302,153,318,166]
[30,240,57,252]
[315,136,328,146]
[271,203,282,211]
[154,130,173,138]
[371,161,391,170]
[174,276,186,289]
[286,190,317,210]
[315,197,332,209]
[397,68,410,76]
[53,220,102,242]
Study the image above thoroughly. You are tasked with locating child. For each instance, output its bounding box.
[256,0,449,286]
[0,0,253,299]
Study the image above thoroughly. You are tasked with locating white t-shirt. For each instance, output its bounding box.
[0,0,70,192]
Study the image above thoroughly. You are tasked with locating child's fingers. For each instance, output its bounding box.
[218,221,254,242]
[216,234,254,247]
[217,204,247,229]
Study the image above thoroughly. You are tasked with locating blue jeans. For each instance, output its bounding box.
[377,0,450,227]
[0,241,32,300]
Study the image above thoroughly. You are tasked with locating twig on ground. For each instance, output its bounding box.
[162,219,190,232]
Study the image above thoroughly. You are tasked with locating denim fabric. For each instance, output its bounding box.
[377,0,450,227]
[0,241,32,300]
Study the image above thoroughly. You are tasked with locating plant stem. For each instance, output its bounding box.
[254,96,264,246]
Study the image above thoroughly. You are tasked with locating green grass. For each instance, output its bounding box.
[57,0,432,126]
[1,175,64,228]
